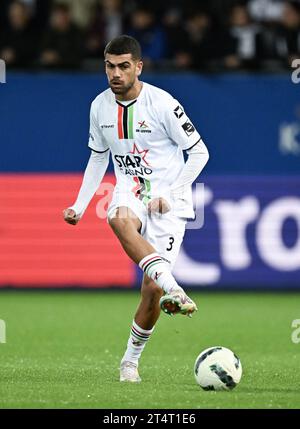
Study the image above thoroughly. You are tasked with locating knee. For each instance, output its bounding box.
[109,216,123,232]
[109,217,133,242]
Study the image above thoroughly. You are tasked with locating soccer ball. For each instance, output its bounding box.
[194,346,242,391]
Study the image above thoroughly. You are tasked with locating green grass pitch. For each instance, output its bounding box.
[0,290,299,409]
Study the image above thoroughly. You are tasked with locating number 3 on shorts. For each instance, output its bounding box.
[166,236,175,251]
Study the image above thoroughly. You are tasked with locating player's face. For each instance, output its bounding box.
[105,54,143,95]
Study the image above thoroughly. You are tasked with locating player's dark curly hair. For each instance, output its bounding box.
[104,35,142,61]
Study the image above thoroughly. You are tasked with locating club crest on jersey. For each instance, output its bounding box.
[136,120,151,133]
[114,143,152,176]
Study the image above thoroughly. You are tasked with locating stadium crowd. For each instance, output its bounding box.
[0,0,299,72]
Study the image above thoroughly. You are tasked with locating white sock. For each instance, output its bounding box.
[121,320,155,366]
[139,253,183,294]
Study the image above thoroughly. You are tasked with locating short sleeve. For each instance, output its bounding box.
[163,97,201,151]
[88,101,109,153]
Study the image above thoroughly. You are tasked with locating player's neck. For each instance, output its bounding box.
[115,81,143,102]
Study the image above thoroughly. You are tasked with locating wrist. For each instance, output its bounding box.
[68,204,83,218]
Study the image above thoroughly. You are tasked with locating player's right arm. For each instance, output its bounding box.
[63,99,110,225]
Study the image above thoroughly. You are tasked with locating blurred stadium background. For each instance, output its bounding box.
[0,0,299,290]
[0,0,300,410]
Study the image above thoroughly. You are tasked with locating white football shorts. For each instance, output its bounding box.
[107,190,186,270]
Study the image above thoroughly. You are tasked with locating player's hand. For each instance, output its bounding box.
[63,208,80,225]
[147,198,170,215]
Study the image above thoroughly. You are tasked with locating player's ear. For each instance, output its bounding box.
[136,61,143,76]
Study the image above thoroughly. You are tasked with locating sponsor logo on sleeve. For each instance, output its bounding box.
[182,120,195,136]
[173,105,184,119]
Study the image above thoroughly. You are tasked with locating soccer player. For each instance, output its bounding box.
[63,35,209,382]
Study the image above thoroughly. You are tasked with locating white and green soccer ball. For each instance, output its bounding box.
[194,346,242,391]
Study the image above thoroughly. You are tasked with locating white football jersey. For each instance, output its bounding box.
[88,82,202,218]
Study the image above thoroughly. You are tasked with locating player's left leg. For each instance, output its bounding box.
[144,212,197,317]
[109,206,188,297]
[120,274,163,382]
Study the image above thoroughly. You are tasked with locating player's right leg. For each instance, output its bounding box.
[120,274,163,382]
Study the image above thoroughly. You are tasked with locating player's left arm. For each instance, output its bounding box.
[148,99,209,214]
[163,98,209,205]
[147,139,209,214]
[170,139,209,203]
